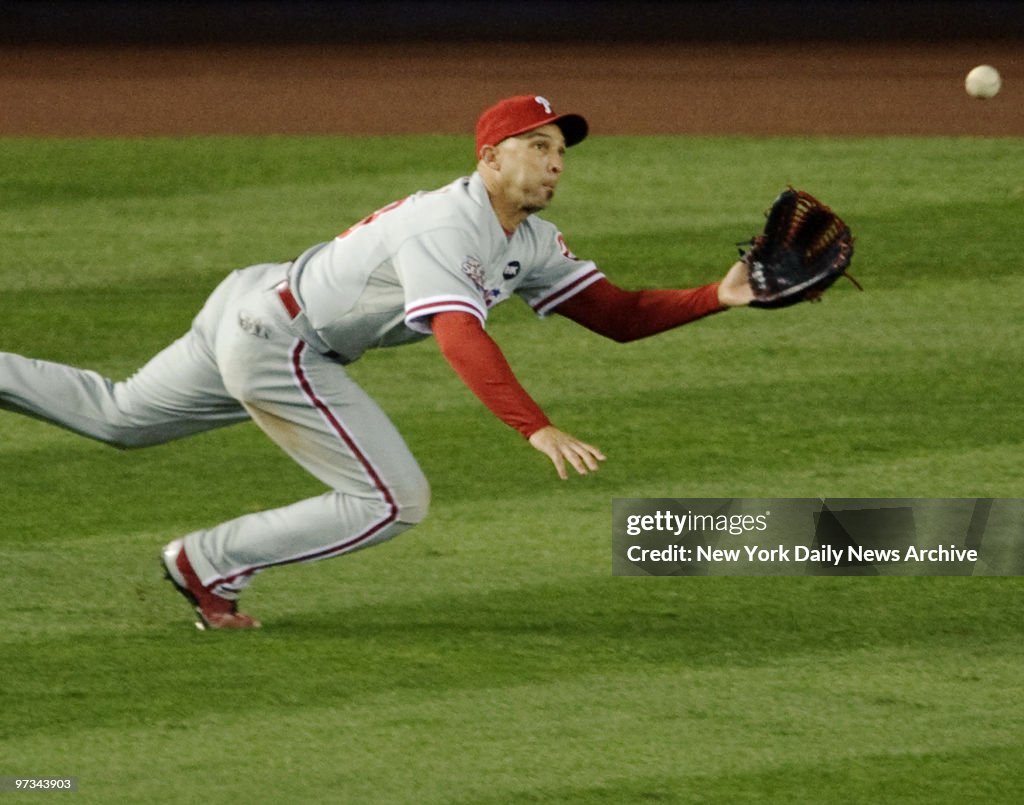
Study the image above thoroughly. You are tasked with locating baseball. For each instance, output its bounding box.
[965,65,1001,99]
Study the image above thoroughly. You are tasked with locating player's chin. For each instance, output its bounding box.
[524,188,555,214]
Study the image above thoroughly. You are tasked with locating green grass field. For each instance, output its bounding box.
[2,135,1022,803]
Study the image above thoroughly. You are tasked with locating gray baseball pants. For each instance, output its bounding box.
[0,262,430,596]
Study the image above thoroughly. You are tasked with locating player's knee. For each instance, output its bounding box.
[394,474,431,526]
[97,424,158,450]
[96,405,163,449]
[100,385,180,449]
[99,427,135,449]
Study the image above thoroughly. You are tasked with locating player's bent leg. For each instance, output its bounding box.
[183,392,431,595]
[160,476,426,630]
[160,271,433,624]
[180,480,429,597]
[179,330,433,603]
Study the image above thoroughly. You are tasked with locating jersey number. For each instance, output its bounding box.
[338,197,409,239]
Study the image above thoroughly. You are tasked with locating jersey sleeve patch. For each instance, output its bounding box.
[405,295,487,334]
[526,264,604,317]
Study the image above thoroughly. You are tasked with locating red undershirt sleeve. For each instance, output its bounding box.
[431,311,551,439]
[431,279,723,437]
[552,277,726,342]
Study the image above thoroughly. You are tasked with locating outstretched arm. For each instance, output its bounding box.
[431,311,605,479]
[553,261,752,341]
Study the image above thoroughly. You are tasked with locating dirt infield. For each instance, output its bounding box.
[1,41,1021,137]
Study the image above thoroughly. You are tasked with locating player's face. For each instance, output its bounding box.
[493,124,567,215]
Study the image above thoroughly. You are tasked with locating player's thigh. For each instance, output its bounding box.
[116,268,254,429]
[234,339,426,501]
[116,329,247,431]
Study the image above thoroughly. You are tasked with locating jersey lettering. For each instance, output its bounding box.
[338,197,408,239]
[556,232,577,260]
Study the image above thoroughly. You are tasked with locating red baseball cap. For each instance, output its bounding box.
[475,95,588,158]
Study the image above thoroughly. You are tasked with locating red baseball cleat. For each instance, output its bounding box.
[161,539,261,630]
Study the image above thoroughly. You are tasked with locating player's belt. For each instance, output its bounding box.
[275,280,302,319]
[273,280,344,362]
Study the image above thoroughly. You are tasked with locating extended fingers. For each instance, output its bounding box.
[529,426,606,480]
[558,438,606,477]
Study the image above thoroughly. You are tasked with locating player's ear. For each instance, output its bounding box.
[479,143,502,171]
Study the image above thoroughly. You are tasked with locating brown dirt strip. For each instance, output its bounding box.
[1,41,1020,138]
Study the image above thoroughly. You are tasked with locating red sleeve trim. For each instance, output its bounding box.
[431,311,551,439]
[406,296,485,334]
[553,278,725,342]
[529,265,604,316]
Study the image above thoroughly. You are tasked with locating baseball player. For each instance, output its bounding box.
[0,95,754,629]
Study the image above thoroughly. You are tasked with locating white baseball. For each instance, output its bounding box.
[965,65,1001,99]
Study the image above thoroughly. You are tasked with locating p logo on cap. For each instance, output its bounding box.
[475,95,588,158]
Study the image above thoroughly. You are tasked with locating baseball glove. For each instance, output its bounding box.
[740,188,859,308]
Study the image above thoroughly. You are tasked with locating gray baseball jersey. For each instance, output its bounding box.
[292,172,602,362]
[0,171,602,596]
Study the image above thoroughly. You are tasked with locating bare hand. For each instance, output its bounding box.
[718,260,755,307]
[528,425,606,480]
